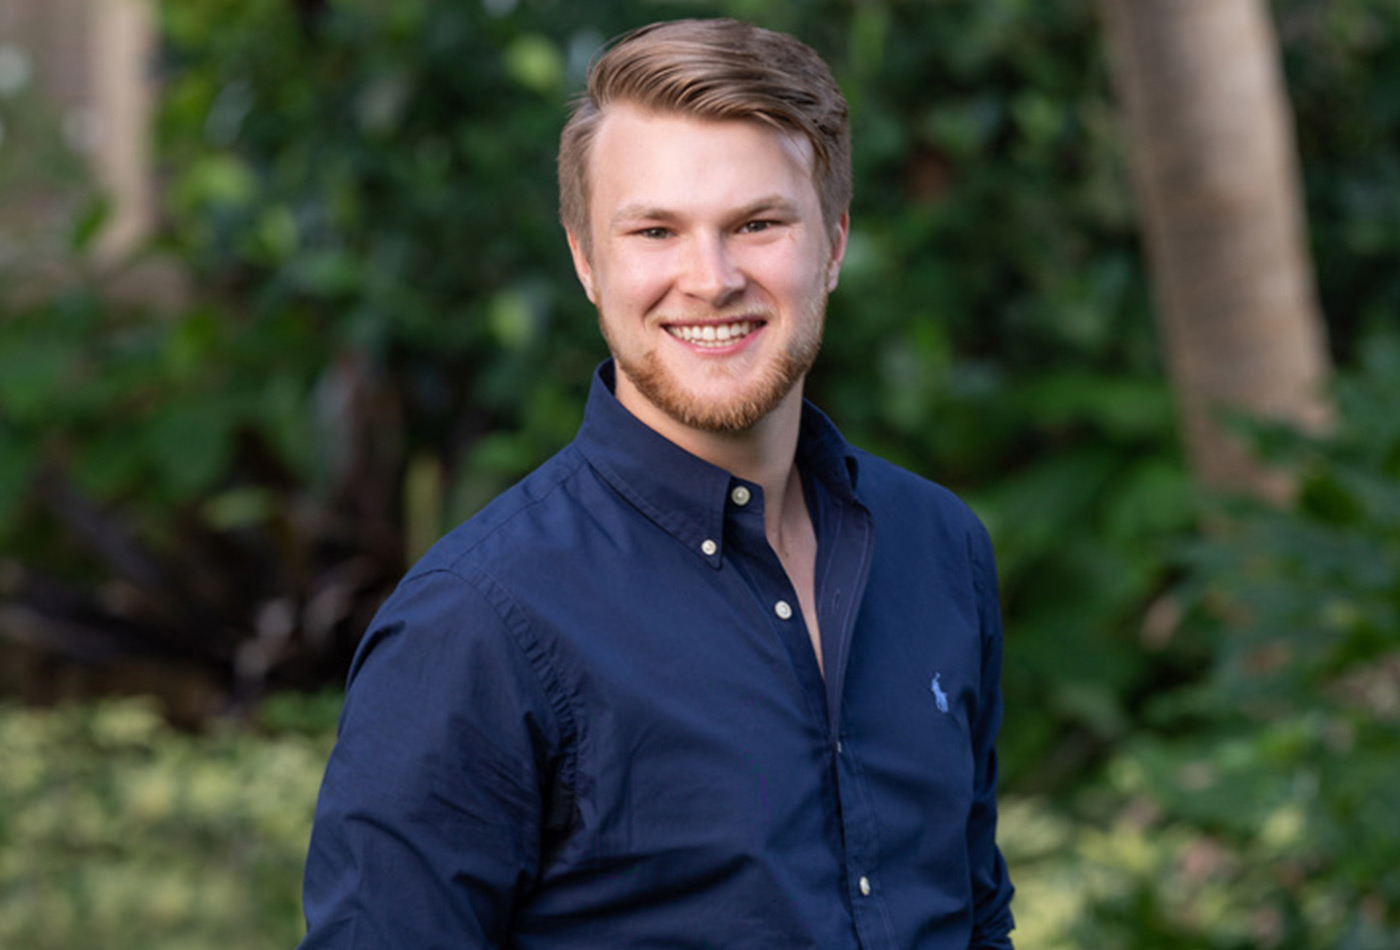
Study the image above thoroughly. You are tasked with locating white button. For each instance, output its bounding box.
[859,876,871,896]
[701,539,718,556]
[774,600,793,620]
[836,740,844,754]
[730,485,752,506]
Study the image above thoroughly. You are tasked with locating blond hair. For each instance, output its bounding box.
[558,18,851,254]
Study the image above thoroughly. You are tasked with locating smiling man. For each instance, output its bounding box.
[300,18,1015,949]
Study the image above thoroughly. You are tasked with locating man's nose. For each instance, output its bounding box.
[678,233,744,307]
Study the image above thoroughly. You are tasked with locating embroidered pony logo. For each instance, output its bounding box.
[930,673,949,713]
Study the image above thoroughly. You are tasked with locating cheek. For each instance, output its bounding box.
[761,232,829,280]
[764,251,830,304]
[601,254,675,309]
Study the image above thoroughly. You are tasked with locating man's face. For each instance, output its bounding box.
[568,103,848,436]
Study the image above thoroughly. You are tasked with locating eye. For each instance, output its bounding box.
[633,226,672,240]
[738,219,778,234]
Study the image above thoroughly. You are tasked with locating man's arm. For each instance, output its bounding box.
[967,521,1016,949]
[300,569,562,948]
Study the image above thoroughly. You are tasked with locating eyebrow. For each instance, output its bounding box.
[609,195,802,231]
[609,204,678,231]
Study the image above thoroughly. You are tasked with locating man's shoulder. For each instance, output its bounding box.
[850,446,983,533]
[409,443,593,583]
[339,445,599,693]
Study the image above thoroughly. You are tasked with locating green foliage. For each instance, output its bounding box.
[157,0,616,487]
[0,289,316,538]
[0,696,336,949]
[1068,340,1400,947]
[1280,0,1400,360]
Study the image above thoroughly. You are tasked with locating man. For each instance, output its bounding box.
[301,18,1015,949]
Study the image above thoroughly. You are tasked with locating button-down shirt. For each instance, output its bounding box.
[301,362,1016,948]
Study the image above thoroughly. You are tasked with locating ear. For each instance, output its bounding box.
[825,211,850,293]
[566,229,597,304]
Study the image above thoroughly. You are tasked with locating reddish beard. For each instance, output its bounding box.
[603,301,826,434]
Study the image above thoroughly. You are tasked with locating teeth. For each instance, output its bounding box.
[667,321,756,347]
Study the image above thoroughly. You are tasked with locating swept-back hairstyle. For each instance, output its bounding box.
[558,18,851,253]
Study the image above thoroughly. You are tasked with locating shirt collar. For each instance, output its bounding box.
[574,361,862,564]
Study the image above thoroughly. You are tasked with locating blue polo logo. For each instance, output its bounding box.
[931,673,949,713]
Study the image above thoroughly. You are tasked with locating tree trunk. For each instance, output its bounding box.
[1100,0,1331,502]
[3,0,155,256]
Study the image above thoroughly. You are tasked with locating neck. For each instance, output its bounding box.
[703,394,802,491]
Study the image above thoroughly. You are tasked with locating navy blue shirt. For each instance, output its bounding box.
[301,363,1015,948]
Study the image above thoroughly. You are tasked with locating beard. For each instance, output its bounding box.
[604,299,826,434]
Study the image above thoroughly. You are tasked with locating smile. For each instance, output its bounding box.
[665,320,760,348]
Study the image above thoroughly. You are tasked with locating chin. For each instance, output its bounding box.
[629,357,808,434]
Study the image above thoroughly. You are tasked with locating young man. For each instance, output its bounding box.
[300,18,1015,949]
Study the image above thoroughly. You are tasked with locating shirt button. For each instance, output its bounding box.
[701,539,718,557]
[730,485,752,506]
[774,600,793,620]
[859,876,872,897]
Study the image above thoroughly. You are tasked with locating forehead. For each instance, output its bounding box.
[585,103,818,217]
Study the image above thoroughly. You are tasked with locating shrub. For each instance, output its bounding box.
[1073,335,1400,948]
[0,695,337,949]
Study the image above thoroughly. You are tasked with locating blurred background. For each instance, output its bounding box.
[1,0,1397,946]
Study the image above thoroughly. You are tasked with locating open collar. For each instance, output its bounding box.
[574,361,862,566]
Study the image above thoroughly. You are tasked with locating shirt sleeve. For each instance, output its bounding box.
[299,567,569,949]
[966,519,1017,949]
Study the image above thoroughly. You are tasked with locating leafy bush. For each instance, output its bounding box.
[1066,337,1400,948]
[0,695,337,949]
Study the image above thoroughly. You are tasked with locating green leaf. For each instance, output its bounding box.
[69,195,112,253]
